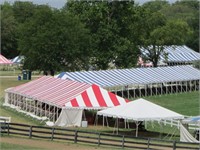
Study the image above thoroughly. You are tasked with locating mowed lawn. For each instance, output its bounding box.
[144,91,200,116]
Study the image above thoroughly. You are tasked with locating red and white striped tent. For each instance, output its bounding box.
[5,76,129,127]
[0,54,13,64]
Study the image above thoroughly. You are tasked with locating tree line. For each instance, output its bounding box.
[1,0,199,71]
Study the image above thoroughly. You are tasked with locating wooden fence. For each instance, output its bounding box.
[0,123,199,150]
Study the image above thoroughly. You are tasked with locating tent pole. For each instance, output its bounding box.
[106,116,109,127]
[127,119,130,129]
[96,115,98,126]
[56,107,59,120]
[136,121,139,137]
[156,84,157,96]
[103,116,104,127]
[53,106,55,123]
[145,84,147,97]
[49,105,51,120]
[117,118,119,135]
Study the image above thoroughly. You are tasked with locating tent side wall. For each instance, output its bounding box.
[54,109,83,127]
[5,92,62,122]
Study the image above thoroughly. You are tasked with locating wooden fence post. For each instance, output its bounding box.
[122,135,125,148]
[7,123,10,135]
[74,130,78,143]
[98,133,101,147]
[29,126,32,138]
[51,128,55,141]
[173,141,176,150]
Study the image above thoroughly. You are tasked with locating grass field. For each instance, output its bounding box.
[0,142,45,150]
[145,91,200,116]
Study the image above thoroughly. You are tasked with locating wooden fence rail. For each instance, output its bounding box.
[0,123,199,150]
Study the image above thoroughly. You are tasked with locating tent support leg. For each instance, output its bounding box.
[117,118,119,135]
[136,122,139,137]
[103,116,104,127]
[106,117,109,127]
[135,121,142,137]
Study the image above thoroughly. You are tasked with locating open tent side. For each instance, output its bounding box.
[97,98,184,137]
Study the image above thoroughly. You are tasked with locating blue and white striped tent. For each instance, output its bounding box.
[11,56,24,64]
[141,45,200,63]
[56,65,200,89]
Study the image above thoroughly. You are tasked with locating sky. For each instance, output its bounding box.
[1,0,177,9]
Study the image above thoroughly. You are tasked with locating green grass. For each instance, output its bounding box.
[0,102,45,126]
[0,143,45,150]
[0,70,21,76]
[0,78,28,97]
[143,91,200,116]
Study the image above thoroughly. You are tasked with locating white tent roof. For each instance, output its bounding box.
[97,98,184,121]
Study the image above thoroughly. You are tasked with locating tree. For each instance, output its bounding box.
[12,1,36,24]
[65,1,140,70]
[18,6,91,72]
[140,18,192,67]
[138,3,192,67]
[160,0,199,52]
[0,2,18,58]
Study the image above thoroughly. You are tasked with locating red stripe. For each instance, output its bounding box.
[108,92,120,106]
[92,85,107,107]
[81,91,92,107]
[70,98,79,107]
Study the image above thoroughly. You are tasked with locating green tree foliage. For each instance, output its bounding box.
[18,6,91,72]
[142,0,170,12]
[160,0,199,52]
[12,1,36,24]
[139,6,192,67]
[1,2,18,58]
[65,1,139,69]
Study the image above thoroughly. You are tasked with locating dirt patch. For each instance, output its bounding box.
[0,137,104,150]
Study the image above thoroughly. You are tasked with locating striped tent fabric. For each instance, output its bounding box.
[11,56,24,64]
[6,76,128,108]
[65,84,128,109]
[141,45,200,63]
[55,65,200,88]
[0,54,12,64]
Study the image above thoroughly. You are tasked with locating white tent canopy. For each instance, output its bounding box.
[97,98,184,121]
[97,98,184,137]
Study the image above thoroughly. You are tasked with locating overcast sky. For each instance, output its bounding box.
[1,0,177,9]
